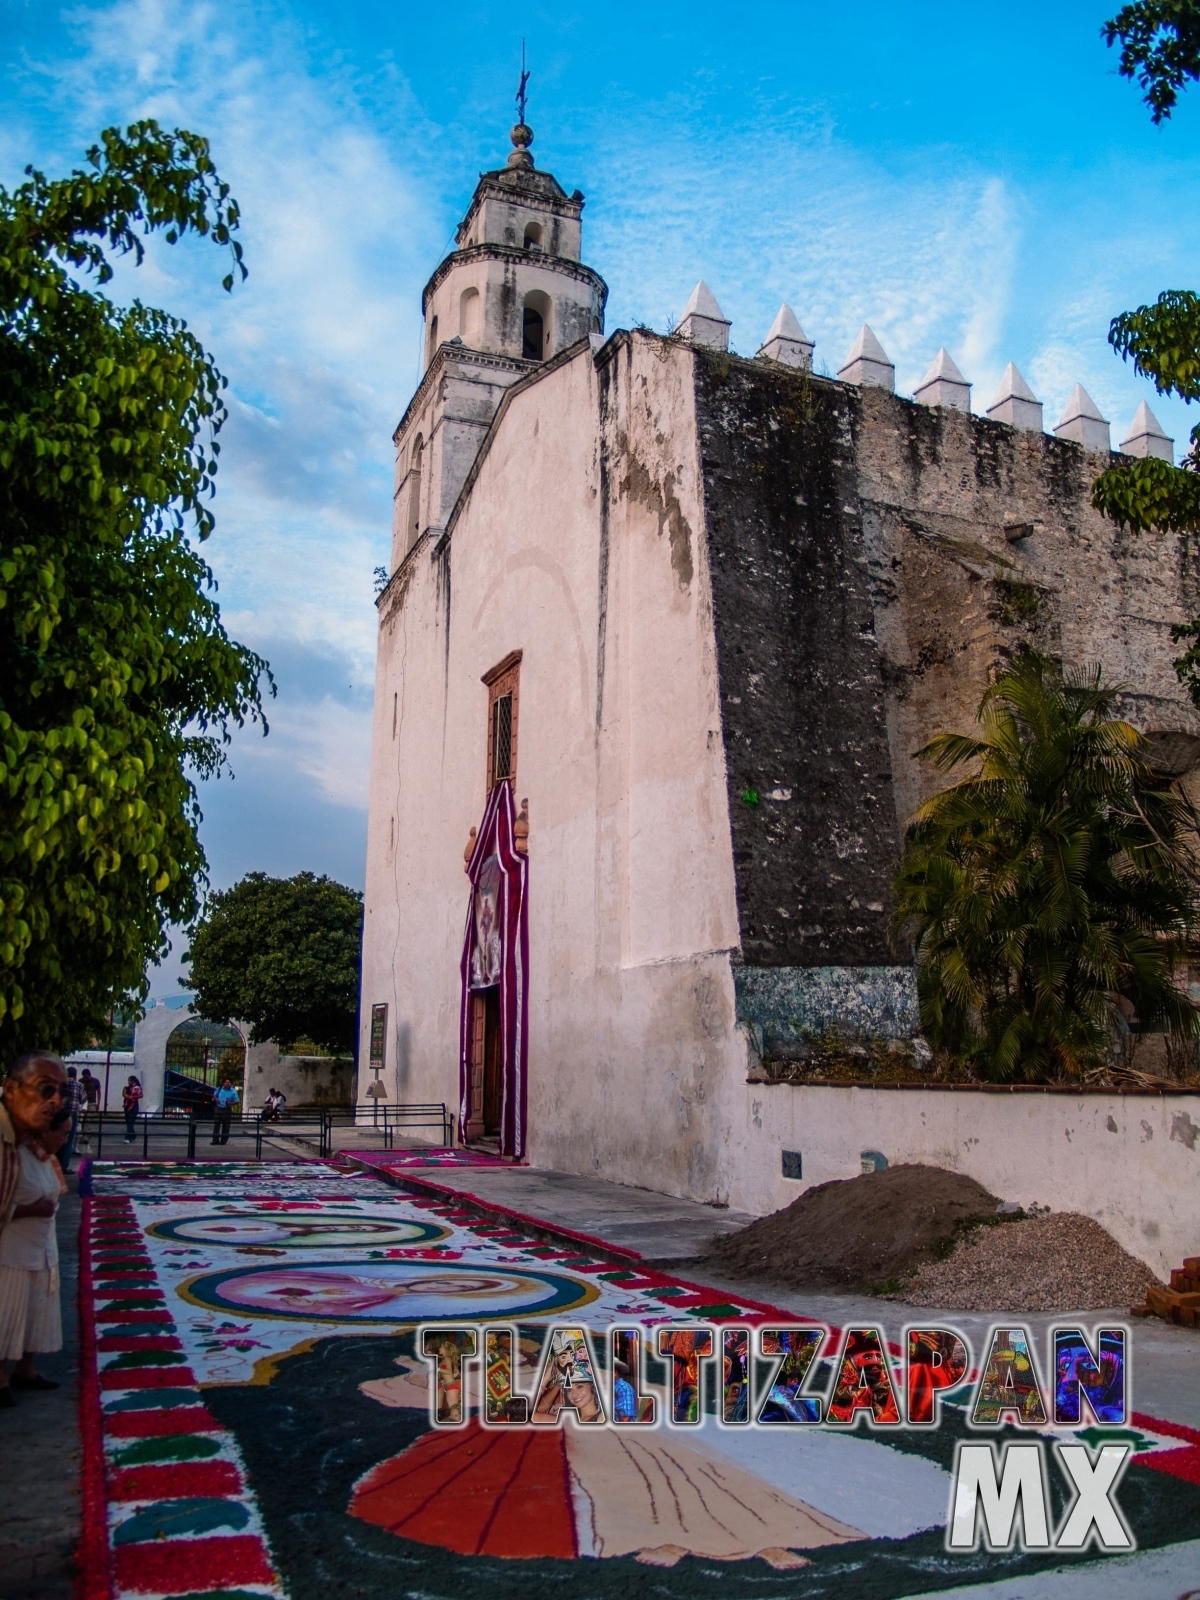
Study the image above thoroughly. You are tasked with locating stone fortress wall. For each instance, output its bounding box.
[685,300,1200,1265]
[688,324,1200,1058]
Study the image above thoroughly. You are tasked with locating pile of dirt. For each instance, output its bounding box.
[708,1163,1000,1292]
[894,1212,1159,1312]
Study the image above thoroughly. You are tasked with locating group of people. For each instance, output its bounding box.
[0,1051,294,1412]
[0,1054,69,1407]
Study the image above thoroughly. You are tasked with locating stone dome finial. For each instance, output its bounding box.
[508,122,535,170]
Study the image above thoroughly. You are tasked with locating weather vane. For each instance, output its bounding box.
[516,39,530,125]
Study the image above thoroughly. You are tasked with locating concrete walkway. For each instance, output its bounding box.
[0,1186,80,1600]
[385,1161,1200,1431]
[391,1163,757,1261]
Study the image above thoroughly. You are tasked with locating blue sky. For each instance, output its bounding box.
[3,0,1199,993]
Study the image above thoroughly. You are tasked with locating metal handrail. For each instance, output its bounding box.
[78,1110,255,1159]
[339,1101,455,1149]
[254,1102,454,1156]
[77,1099,454,1161]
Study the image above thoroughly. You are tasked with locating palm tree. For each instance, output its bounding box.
[892,652,1200,1081]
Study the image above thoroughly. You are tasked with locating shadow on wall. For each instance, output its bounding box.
[396,1022,411,1096]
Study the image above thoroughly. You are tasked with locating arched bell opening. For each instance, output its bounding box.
[458,285,481,344]
[522,290,551,361]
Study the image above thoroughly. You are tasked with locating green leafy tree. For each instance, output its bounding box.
[183,872,364,1056]
[1104,1,1200,121]
[892,653,1199,1082]
[0,122,270,1057]
[1094,7,1200,695]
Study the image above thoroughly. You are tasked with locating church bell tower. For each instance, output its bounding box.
[389,116,608,569]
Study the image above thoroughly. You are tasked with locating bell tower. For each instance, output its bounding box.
[389,116,608,569]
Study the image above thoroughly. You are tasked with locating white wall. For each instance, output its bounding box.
[718,1076,1200,1281]
[62,1050,135,1113]
[362,333,746,1195]
[243,1041,355,1110]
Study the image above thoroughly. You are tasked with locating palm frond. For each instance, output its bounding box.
[893,650,1200,1080]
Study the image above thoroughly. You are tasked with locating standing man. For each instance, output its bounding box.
[58,1067,82,1175]
[211,1077,239,1146]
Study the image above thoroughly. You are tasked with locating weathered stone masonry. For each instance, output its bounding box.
[690,346,1200,1056]
[694,353,898,972]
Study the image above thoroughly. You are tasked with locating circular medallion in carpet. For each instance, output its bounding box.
[148,1211,449,1249]
[178,1259,599,1322]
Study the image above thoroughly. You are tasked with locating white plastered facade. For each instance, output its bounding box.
[363,333,748,1199]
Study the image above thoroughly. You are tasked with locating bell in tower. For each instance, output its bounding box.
[389,105,608,569]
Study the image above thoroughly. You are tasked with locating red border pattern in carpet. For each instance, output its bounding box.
[1133,1410,1200,1487]
[80,1193,283,1600]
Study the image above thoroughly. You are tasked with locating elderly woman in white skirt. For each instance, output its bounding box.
[0,1055,68,1407]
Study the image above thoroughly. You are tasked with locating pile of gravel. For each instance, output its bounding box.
[895,1212,1159,1312]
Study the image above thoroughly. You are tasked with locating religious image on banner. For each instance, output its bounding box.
[458,781,530,1159]
[470,855,503,988]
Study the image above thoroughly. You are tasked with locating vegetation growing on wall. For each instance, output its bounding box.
[1096,6,1200,702]
[892,652,1200,1082]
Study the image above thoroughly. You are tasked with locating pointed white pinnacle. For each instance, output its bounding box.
[986,363,1043,432]
[914,348,971,413]
[677,279,731,351]
[1120,400,1174,463]
[681,280,726,321]
[838,324,895,391]
[767,303,806,342]
[757,302,814,369]
[1055,383,1111,453]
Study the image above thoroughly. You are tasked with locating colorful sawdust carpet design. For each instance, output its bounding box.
[345,1146,515,1170]
[80,1160,1200,1600]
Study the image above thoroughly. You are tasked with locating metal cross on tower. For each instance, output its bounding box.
[516,40,530,125]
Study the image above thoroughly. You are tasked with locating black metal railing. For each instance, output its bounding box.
[77,1111,251,1160]
[77,1101,453,1161]
[336,1101,455,1150]
[255,1103,454,1156]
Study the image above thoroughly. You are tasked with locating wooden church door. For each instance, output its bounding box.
[482,987,502,1136]
[466,985,503,1140]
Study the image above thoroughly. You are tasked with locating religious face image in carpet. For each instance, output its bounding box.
[83,1161,1200,1600]
[181,1259,598,1321]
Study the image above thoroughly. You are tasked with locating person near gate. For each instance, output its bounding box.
[58,1067,82,1175]
[121,1075,142,1143]
[211,1077,239,1146]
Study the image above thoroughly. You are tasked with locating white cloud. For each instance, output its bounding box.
[19,0,441,679]
[589,110,1021,400]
